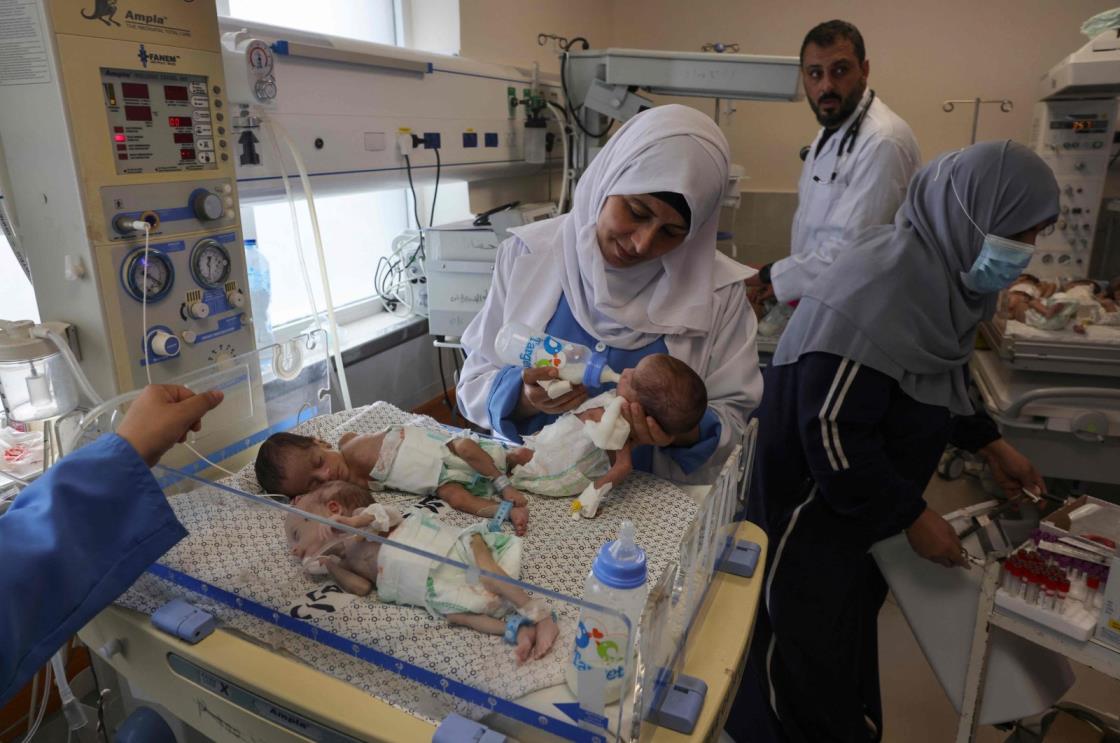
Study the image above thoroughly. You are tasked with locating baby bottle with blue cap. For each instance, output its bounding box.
[495,322,621,388]
[565,520,649,706]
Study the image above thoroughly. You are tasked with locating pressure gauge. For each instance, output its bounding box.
[247,40,274,76]
[190,239,232,288]
[122,249,174,302]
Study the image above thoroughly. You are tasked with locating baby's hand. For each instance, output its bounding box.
[501,486,528,508]
[509,505,529,536]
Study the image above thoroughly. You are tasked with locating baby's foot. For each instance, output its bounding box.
[510,505,529,536]
[531,616,559,660]
[515,624,536,665]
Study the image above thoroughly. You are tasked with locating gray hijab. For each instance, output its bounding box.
[773,140,1059,415]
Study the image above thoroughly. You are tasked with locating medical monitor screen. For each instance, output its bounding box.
[102,68,217,175]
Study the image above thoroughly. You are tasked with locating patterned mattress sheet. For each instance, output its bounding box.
[118,403,700,725]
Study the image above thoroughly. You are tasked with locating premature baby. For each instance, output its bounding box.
[1006,274,1119,330]
[285,482,557,663]
[257,426,530,534]
[508,353,707,518]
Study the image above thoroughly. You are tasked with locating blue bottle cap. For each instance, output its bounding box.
[592,523,647,589]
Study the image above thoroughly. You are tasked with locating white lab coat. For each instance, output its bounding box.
[457,236,762,485]
[770,90,920,303]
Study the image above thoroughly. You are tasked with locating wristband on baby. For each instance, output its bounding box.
[488,500,513,532]
[503,614,534,645]
[492,474,513,494]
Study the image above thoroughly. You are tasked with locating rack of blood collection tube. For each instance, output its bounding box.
[994,530,1111,642]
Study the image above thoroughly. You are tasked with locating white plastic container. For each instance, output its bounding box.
[494,322,620,388]
[566,521,649,706]
[872,523,1074,725]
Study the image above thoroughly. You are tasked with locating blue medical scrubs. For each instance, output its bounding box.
[0,434,186,704]
[485,295,721,475]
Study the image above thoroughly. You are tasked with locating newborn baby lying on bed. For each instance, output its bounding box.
[1005,274,1119,330]
[509,353,707,519]
[256,354,706,527]
[256,426,531,534]
[285,482,558,664]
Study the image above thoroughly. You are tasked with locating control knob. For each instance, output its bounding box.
[186,301,210,319]
[149,331,180,358]
[226,289,246,308]
[190,190,224,221]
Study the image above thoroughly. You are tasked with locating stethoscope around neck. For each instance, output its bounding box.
[802,89,876,185]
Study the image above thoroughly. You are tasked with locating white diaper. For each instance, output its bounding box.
[373,427,446,495]
[370,426,506,497]
[377,513,522,619]
[510,414,609,497]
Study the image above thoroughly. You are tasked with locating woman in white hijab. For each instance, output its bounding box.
[457,104,761,484]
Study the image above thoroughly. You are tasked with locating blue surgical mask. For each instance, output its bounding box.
[948,170,1037,294]
[961,234,1035,293]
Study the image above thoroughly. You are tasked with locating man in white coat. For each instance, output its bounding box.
[747,20,920,304]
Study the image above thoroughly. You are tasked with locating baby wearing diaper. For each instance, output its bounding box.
[284,482,558,664]
[256,426,530,534]
[507,353,707,519]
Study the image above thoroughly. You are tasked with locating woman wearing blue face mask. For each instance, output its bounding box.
[726,140,1058,743]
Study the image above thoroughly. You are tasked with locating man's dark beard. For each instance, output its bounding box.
[809,84,865,129]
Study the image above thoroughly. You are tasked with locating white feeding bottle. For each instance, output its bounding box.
[494,322,621,388]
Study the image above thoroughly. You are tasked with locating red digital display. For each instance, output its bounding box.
[167,116,190,128]
[173,132,194,144]
[124,105,152,122]
[121,83,149,99]
[113,133,127,142]
[179,149,196,161]
[164,85,189,102]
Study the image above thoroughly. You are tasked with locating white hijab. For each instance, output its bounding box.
[511,104,734,349]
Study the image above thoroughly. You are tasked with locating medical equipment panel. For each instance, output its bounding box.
[0,0,253,398]
[100,68,219,174]
[1031,98,1120,279]
[424,223,500,338]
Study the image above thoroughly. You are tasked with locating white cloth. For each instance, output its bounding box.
[771,90,920,303]
[516,104,734,349]
[458,234,760,485]
[1009,282,1041,299]
[580,393,630,451]
[358,503,404,533]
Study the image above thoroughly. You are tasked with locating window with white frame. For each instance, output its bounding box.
[221,0,398,45]
[0,235,39,323]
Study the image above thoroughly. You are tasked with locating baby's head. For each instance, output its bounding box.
[256,432,351,495]
[619,354,707,435]
[1015,273,1040,285]
[284,481,372,559]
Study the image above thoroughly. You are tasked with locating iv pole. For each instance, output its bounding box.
[942,97,1014,145]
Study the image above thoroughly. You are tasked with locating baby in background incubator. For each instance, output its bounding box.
[284,482,559,664]
[1003,274,1119,330]
[508,353,708,518]
[255,426,531,534]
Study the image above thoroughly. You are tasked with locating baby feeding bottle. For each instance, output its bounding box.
[565,521,649,708]
[494,322,621,387]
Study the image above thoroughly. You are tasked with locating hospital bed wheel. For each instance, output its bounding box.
[937,451,966,480]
